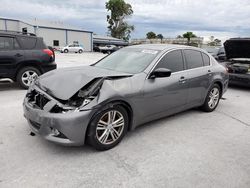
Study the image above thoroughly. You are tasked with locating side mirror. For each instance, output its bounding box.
[149,68,172,79]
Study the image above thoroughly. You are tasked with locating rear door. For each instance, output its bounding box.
[0,36,24,78]
[142,49,189,116]
[183,49,211,105]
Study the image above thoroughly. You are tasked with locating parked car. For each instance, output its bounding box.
[216,47,226,61]
[0,31,56,89]
[60,44,84,53]
[222,38,250,87]
[98,45,118,54]
[203,47,226,61]
[23,44,229,150]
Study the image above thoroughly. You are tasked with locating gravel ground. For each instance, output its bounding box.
[0,53,250,188]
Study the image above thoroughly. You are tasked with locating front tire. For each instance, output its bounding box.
[201,84,221,112]
[87,105,129,151]
[78,49,83,53]
[16,66,41,89]
[64,49,69,53]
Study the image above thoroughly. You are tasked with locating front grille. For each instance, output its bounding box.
[27,90,50,109]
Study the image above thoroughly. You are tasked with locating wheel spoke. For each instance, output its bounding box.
[25,72,30,77]
[97,124,106,130]
[99,130,109,143]
[110,131,116,141]
[111,127,120,138]
[99,120,109,126]
[112,111,116,122]
[113,121,124,128]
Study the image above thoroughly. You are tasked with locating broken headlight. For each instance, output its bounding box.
[50,78,104,113]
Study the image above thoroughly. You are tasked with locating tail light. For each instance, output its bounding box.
[43,49,53,57]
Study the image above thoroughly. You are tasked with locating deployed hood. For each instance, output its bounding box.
[37,66,132,100]
[224,38,250,59]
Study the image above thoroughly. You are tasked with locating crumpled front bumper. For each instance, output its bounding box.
[23,98,93,146]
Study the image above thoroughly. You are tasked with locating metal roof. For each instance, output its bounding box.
[93,35,128,45]
[0,17,92,33]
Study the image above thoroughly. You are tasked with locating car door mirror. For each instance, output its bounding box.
[149,68,172,79]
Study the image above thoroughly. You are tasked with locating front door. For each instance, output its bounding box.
[142,50,188,117]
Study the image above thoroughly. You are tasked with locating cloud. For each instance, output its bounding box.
[0,0,250,40]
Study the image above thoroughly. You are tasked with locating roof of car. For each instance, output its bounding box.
[0,30,37,37]
[126,44,201,51]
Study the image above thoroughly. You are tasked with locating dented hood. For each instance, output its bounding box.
[37,66,132,100]
[224,38,250,59]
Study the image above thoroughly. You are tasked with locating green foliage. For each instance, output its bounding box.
[182,32,197,44]
[146,31,157,39]
[157,34,164,40]
[106,0,134,41]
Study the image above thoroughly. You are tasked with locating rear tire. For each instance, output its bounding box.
[16,66,41,89]
[78,49,83,53]
[87,104,129,151]
[201,84,221,112]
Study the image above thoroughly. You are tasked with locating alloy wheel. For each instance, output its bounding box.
[208,87,220,109]
[21,70,38,87]
[96,110,125,145]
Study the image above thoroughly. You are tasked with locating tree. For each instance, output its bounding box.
[182,32,197,44]
[157,34,163,39]
[157,34,164,43]
[146,31,157,39]
[177,35,183,38]
[106,0,134,41]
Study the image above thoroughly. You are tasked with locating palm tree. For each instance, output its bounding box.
[182,32,197,44]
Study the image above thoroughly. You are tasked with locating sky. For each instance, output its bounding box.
[0,0,250,41]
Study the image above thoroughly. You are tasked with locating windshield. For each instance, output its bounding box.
[94,48,160,74]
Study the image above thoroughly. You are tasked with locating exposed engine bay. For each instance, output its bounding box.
[26,75,131,113]
[227,60,250,74]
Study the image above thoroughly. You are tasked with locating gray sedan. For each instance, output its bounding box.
[23,44,229,150]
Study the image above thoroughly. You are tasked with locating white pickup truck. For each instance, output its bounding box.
[98,45,117,54]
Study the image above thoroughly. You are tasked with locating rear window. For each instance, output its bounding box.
[184,49,203,69]
[18,36,37,49]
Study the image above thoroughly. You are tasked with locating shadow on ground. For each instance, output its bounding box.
[0,79,21,91]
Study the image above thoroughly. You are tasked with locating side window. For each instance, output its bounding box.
[155,50,184,72]
[14,38,20,49]
[69,45,73,47]
[19,37,36,49]
[184,50,203,69]
[202,53,210,66]
[0,37,14,50]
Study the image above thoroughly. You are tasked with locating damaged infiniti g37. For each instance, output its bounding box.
[23,44,229,150]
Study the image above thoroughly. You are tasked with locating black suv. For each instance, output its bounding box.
[0,31,57,89]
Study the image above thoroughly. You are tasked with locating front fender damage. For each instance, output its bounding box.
[42,75,132,113]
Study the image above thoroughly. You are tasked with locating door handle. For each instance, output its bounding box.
[15,53,23,57]
[179,76,187,83]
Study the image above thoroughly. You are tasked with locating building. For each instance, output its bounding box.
[0,18,93,51]
[93,34,128,47]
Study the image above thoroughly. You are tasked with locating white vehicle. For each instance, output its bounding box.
[98,45,117,54]
[60,44,84,53]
